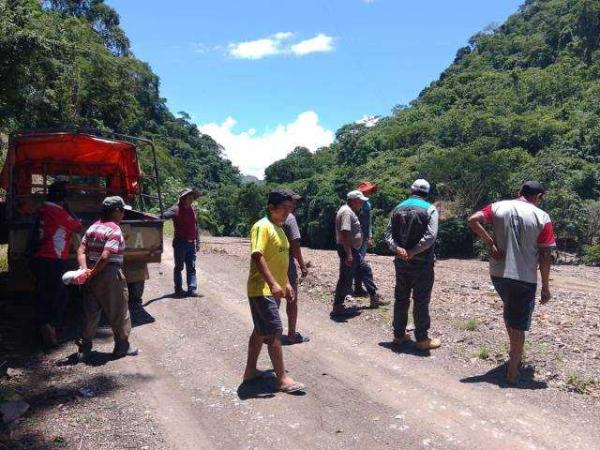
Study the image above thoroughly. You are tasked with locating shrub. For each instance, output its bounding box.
[436,217,474,258]
[582,245,600,266]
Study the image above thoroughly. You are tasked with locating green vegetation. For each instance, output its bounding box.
[581,244,600,265]
[475,346,490,360]
[2,0,599,262]
[0,0,240,210]
[566,373,598,394]
[258,0,600,259]
[459,319,479,332]
[0,244,7,271]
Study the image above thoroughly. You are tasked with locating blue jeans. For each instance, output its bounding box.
[173,238,197,293]
[334,246,377,305]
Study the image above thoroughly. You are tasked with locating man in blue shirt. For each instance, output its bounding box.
[354,181,376,297]
[384,179,441,351]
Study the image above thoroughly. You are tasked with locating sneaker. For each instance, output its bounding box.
[392,333,411,345]
[344,295,356,303]
[370,293,390,308]
[112,340,139,359]
[415,338,442,351]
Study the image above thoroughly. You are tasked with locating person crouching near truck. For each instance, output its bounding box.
[31,181,82,348]
[162,188,201,297]
[75,196,138,361]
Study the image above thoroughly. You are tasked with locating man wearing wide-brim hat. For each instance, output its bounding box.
[162,188,201,297]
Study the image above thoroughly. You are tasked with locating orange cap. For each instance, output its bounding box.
[357,181,378,194]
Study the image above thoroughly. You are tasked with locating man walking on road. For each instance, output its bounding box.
[30,181,82,347]
[354,181,377,297]
[281,189,310,345]
[163,188,201,297]
[332,190,387,317]
[243,189,304,393]
[76,196,137,361]
[468,181,555,384]
[384,179,441,351]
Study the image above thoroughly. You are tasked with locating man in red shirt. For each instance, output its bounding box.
[162,188,201,297]
[31,181,81,347]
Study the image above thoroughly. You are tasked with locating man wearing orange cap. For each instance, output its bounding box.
[354,182,381,300]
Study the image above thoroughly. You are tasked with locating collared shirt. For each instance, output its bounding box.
[247,217,290,297]
[34,202,81,260]
[81,220,125,265]
[480,198,556,284]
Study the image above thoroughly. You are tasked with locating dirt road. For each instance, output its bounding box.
[5,238,600,449]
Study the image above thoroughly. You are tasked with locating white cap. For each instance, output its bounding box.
[347,190,369,201]
[411,179,430,194]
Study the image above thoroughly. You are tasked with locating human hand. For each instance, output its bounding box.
[345,254,354,267]
[368,239,373,248]
[286,283,296,303]
[270,282,285,299]
[489,243,505,260]
[540,286,551,304]
[395,247,408,260]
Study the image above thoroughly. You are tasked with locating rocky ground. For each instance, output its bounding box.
[0,237,598,449]
[204,238,600,397]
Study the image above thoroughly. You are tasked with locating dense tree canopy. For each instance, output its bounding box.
[260,0,600,258]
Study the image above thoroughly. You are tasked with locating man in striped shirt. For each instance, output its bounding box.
[75,196,137,361]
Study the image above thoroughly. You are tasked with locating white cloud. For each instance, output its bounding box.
[198,111,335,178]
[291,34,335,56]
[227,32,334,59]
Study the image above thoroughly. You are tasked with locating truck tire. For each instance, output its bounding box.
[128,281,145,305]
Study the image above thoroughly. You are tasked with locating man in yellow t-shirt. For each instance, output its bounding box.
[243,189,305,394]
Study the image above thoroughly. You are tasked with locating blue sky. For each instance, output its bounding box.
[108,0,523,177]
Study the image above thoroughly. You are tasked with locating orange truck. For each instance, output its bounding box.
[0,130,164,302]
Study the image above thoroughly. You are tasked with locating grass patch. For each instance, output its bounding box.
[566,373,598,395]
[0,244,7,272]
[475,346,490,360]
[459,319,478,331]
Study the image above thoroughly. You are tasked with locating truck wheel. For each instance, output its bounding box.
[128,281,145,305]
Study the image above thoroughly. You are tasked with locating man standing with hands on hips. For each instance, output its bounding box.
[163,188,201,297]
[468,181,555,385]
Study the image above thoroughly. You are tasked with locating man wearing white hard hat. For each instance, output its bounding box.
[331,190,388,317]
[384,179,441,350]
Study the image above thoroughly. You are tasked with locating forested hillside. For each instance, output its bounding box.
[244,0,600,262]
[0,0,240,209]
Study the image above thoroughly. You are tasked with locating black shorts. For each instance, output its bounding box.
[248,296,283,336]
[491,277,536,331]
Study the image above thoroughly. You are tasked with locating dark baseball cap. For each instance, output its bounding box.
[267,189,294,206]
[102,196,132,212]
[520,181,546,196]
[283,188,302,201]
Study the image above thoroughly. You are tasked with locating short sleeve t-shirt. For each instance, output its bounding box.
[247,217,290,297]
[34,202,81,260]
[481,199,556,284]
[281,213,301,264]
[335,204,363,250]
[81,220,126,265]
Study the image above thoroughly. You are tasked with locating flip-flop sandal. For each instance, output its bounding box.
[278,382,305,394]
[288,332,310,344]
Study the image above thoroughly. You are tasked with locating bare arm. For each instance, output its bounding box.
[88,249,111,279]
[77,242,87,270]
[468,211,504,259]
[538,247,552,304]
[251,252,285,299]
[290,240,308,276]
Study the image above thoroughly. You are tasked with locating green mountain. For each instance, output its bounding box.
[0,0,240,209]
[262,0,600,258]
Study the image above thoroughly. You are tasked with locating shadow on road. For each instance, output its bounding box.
[460,363,548,390]
[237,373,307,400]
[142,293,204,308]
[378,341,431,357]
[329,308,361,323]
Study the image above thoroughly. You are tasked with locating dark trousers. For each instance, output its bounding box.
[31,257,68,328]
[353,240,369,292]
[393,258,434,341]
[173,237,197,293]
[334,246,377,305]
